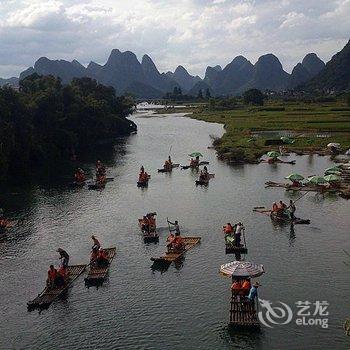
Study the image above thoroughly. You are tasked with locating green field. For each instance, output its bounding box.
[189,102,350,163]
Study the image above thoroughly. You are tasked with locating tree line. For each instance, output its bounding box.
[0,74,136,181]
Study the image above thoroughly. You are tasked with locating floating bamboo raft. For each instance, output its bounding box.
[265,181,339,193]
[150,237,201,264]
[229,296,260,328]
[225,241,248,254]
[27,264,87,311]
[138,219,159,243]
[261,159,296,165]
[254,208,310,225]
[84,247,116,287]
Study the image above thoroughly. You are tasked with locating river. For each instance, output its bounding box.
[0,109,349,349]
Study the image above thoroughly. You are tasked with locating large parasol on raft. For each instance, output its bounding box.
[266,151,281,158]
[324,174,341,182]
[220,261,265,278]
[307,175,328,185]
[188,152,203,158]
[285,173,304,182]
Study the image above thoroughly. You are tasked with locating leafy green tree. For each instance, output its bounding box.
[0,74,136,181]
[243,89,264,106]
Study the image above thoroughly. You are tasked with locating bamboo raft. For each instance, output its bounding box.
[181,161,210,170]
[229,295,260,328]
[150,237,201,265]
[254,208,310,225]
[196,174,215,186]
[84,247,116,287]
[158,163,179,173]
[265,181,339,193]
[261,159,296,165]
[225,236,248,254]
[27,264,87,311]
[88,182,106,190]
[138,219,159,243]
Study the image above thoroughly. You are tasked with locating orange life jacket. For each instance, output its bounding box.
[224,225,233,234]
[242,280,251,290]
[231,281,242,291]
[48,268,57,280]
[98,250,107,260]
[58,267,67,278]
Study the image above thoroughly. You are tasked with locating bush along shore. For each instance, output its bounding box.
[189,98,350,164]
[0,74,136,182]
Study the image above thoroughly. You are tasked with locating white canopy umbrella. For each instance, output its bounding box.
[327,143,341,149]
[220,261,265,278]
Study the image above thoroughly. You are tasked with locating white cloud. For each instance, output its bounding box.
[0,0,349,77]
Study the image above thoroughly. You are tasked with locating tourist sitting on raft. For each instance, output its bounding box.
[147,213,156,232]
[0,213,10,230]
[163,160,172,171]
[231,278,252,300]
[96,160,106,176]
[163,156,173,171]
[96,172,106,186]
[96,248,109,267]
[223,223,234,235]
[189,156,200,167]
[46,265,68,289]
[74,168,86,184]
[138,166,149,183]
[272,200,296,219]
[140,213,156,233]
[167,232,184,253]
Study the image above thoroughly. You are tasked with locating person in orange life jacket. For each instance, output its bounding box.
[55,266,67,287]
[46,265,58,289]
[231,280,242,297]
[241,279,251,296]
[223,223,233,234]
[97,248,109,267]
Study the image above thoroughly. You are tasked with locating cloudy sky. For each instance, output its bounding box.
[0,0,349,78]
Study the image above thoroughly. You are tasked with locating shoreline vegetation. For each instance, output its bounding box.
[0,74,136,183]
[155,98,350,164]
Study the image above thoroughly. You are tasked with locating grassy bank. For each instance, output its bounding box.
[189,101,350,163]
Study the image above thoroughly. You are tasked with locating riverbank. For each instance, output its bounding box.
[189,101,350,164]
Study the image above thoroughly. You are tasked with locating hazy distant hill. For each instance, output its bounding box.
[166,65,201,91]
[2,41,349,97]
[18,49,180,98]
[289,53,325,88]
[301,40,350,92]
[0,77,19,87]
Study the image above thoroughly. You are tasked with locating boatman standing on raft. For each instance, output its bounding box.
[167,219,180,235]
[57,248,69,268]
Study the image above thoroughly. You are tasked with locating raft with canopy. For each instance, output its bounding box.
[84,247,116,287]
[220,261,265,328]
[27,264,87,311]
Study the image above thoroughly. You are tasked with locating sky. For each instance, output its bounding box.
[0,0,349,78]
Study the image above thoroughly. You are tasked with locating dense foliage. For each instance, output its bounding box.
[243,88,265,106]
[0,74,136,180]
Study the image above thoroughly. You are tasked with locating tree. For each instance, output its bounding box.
[197,89,203,100]
[205,88,211,99]
[243,89,264,106]
[347,93,350,107]
[0,74,136,181]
